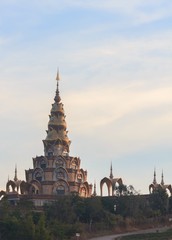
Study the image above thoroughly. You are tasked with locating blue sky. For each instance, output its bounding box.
[1,0,172,194]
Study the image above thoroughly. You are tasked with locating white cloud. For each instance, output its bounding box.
[64,83,172,158]
[1,0,172,194]
[2,74,172,160]
[1,0,171,25]
[66,84,172,124]
[0,37,9,45]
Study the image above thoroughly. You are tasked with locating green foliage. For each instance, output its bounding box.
[168,196,172,213]
[114,184,139,196]
[35,213,50,240]
[101,195,146,218]
[49,221,81,240]
[0,199,50,240]
[84,197,105,222]
[149,188,169,216]
[0,193,171,239]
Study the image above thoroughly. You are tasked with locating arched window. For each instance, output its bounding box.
[71,159,77,169]
[48,151,53,157]
[55,159,64,168]
[80,187,86,197]
[77,173,82,183]
[56,185,65,195]
[32,186,39,194]
[35,172,42,182]
[56,171,64,179]
[32,186,35,194]
[40,159,46,169]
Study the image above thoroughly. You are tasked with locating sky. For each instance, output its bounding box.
[1,0,172,195]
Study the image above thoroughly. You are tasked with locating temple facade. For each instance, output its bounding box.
[6,72,92,206]
[100,163,123,196]
[149,169,172,196]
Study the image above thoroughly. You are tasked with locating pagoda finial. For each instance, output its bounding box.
[161,169,164,185]
[56,68,60,81]
[14,164,18,182]
[110,162,113,179]
[44,69,71,155]
[92,180,97,196]
[54,68,61,103]
[153,167,157,185]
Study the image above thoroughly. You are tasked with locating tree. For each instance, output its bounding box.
[35,214,50,240]
[115,184,128,196]
[149,187,169,216]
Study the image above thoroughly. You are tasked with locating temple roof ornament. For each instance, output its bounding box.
[161,170,164,185]
[149,169,172,196]
[51,102,64,113]
[14,165,18,182]
[109,162,113,179]
[153,167,157,185]
[56,68,60,81]
[44,72,71,154]
[92,181,97,196]
[54,69,61,103]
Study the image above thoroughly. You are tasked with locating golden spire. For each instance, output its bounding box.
[56,68,60,81]
[44,69,71,155]
[54,68,61,103]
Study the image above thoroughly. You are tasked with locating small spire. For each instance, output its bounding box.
[56,68,60,81]
[110,162,113,179]
[54,68,61,103]
[14,164,18,182]
[153,167,157,185]
[161,170,164,185]
[92,180,97,196]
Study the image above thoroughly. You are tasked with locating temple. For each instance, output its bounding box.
[149,169,172,196]
[5,71,92,206]
[100,163,123,196]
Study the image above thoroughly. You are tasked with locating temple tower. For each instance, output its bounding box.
[100,163,123,196]
[24,72,92,205]
[43,71,71,157]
